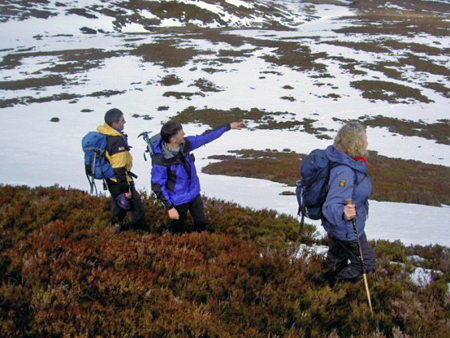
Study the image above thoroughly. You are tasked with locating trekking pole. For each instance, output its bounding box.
[346,198,373,315]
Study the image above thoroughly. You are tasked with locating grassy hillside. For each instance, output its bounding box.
[1,185,449,337]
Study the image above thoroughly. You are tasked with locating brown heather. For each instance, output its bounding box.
[0,185,449,337]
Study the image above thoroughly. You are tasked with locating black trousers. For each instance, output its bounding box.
[326,232,376,281]
[111,184,145,230]
[170,194,208,233]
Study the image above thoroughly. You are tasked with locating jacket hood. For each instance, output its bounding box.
[325,145,367,173]
[97,123,123,137]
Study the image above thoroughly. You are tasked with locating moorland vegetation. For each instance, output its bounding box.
[1,185,449,337]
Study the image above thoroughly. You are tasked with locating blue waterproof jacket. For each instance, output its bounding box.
[151,124,231,208]
[322,145,372,241]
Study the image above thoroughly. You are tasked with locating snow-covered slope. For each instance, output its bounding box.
[1,0,449,246]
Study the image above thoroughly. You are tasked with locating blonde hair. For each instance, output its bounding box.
[333,121,367,157]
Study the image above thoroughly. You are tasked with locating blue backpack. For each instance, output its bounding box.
[82,131,115,194]
[138,131,161,163]
[296,149,357,237]
[296,148,336,237]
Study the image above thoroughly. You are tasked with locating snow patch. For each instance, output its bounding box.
[410,267,433,287]
[293,244,329,261]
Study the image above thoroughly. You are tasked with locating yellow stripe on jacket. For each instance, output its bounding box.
[97,123,133,183]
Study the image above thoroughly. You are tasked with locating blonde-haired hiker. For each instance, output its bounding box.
[322,121,376,283]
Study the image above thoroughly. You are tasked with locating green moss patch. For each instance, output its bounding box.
[203,148,450,207]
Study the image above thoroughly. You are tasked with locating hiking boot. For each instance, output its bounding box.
[336,265,363,282]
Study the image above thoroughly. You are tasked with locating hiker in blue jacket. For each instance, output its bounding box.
[322,121,376,282]
[151,121,244,233]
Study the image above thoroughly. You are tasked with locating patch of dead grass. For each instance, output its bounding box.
[350,80,432,104]
[130,39,205,68]
[171,106,332,137]
[0,75,64,90]
[361,115,450,145]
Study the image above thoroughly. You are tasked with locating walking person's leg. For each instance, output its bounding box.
[326,236,349,279]
[334,239,365,281]
[111,195,126,229]
[189,194,208,232]
[129,184,146,230]
[359,232,376,273]
[170,202,189,233]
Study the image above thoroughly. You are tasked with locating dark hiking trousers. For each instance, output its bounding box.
[170,194,208,233]
[326,232,376,281]
[111,184,145,230]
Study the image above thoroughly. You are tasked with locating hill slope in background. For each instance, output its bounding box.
[0,0,316,30]
[1,1,450,245]
[1,185,449,337]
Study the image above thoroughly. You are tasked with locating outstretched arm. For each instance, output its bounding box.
[186,122,245,152]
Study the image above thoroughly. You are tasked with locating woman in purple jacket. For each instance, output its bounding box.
[151,121,244,233]
[322,121,376,282]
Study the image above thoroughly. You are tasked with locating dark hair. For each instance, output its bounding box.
[160,121,183,143]
[104,108,123,127]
